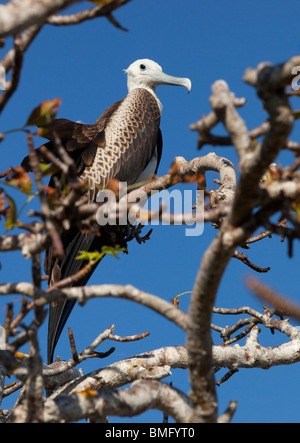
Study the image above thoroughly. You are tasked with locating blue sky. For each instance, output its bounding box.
[1,0,300,423]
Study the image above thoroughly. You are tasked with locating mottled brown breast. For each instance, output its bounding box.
[80,88,161,199]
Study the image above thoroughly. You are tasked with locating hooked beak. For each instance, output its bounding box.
[151,71,192,93]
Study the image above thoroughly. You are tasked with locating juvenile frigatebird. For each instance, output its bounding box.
[23,59,191,363]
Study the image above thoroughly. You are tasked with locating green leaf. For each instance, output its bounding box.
[76,245,125,265]
[39,163,59,177]
[101,245,126,258]
[76,251,102,265]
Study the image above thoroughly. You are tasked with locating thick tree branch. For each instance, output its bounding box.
[126,153,236,204]
[40,380,197,424]
[186,56,299,423]
[0,0,81,37]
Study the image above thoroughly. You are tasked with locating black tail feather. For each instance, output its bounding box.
[47,230,103,364]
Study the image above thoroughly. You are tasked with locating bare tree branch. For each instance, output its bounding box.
[186,55,300,423]
[41,380,197,424]
[0,0,81,37]
[0,282,188,331]
[47,0,131,28]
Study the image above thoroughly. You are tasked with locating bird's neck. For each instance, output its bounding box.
[128,85,162,112]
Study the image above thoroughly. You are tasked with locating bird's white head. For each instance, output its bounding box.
[125,59,191,98]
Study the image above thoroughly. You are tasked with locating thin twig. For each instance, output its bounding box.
[233,251,270,273]
[67,328,78,363]
[216,369,239,387]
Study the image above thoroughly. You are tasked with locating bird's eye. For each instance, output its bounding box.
[140,64,146,71]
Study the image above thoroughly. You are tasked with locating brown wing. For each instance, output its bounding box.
[21,100,123,172]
